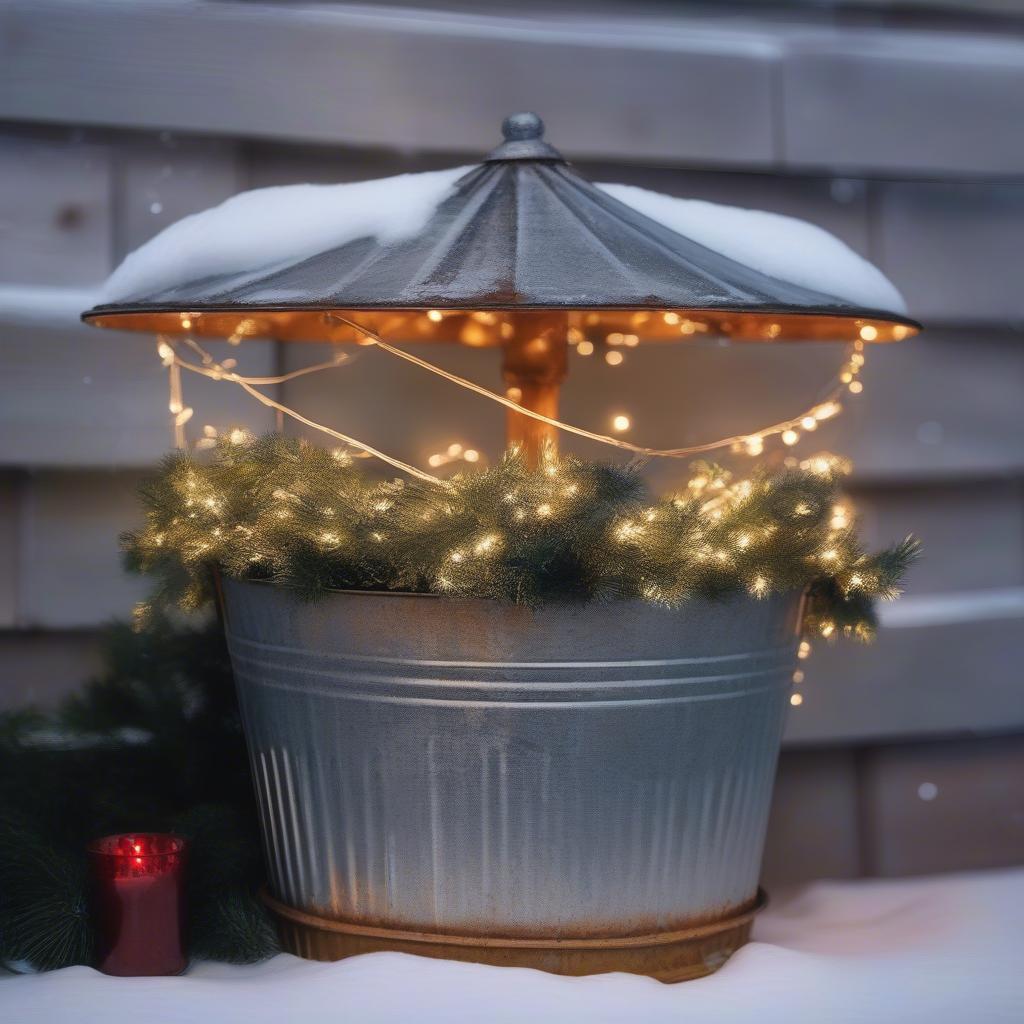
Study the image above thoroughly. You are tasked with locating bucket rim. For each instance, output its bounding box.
[223,574,805,606]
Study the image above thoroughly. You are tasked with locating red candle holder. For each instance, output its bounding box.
[88,833,188,976]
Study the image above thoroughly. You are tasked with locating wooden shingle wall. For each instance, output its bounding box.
[0,2,1021,880]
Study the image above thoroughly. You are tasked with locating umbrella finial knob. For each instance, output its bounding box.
[502,112,544,141]
[486,113,562,162]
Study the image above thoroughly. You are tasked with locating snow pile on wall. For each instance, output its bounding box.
[0,283,100,327]
[598,182,907,314]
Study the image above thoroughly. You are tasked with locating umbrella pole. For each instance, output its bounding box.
[502,312,569,464]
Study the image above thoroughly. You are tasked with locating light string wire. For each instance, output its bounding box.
[158,337,445,484]
[328,313,861,459]
[157,313,867,480]
[177,336,354,385]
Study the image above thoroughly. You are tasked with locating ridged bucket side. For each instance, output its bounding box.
[222,580,800,941]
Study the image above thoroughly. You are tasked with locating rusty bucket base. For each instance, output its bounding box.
[263,889,766,983]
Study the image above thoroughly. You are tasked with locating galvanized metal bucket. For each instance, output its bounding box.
[221,578,801,981]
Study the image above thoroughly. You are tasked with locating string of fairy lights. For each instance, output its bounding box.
[127,428,916,695]
[144,313,890,708]
[157,309,870,476]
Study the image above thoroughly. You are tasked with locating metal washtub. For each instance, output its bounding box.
[221,578,800,981]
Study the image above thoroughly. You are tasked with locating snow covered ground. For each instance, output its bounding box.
[3,868,1021,1023]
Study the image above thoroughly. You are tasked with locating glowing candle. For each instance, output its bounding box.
[88,833,188,976]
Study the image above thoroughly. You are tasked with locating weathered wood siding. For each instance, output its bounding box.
[0,1,1021,879]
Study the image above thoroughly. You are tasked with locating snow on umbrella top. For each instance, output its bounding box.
[83,113,918,345]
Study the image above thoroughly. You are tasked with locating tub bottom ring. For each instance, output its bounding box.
[261,888,767,983]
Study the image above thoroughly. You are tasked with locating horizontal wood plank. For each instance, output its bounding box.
[0,629,105,709]
[859,735,1024,876]
[782,32,1024,176]
[3,1,1024,175]
[112,134,240,259]
[0,321,278,468]
[0,1,776,167]
[0,133,112,286]
[783,603,1024,745]
[19,469,149,628]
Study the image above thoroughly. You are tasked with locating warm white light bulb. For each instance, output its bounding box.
[612,414,631,433]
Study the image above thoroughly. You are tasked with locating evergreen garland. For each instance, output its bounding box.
[124,435,918,640]
[0,615,277,972]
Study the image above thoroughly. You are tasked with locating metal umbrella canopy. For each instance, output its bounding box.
[84,112,918,453]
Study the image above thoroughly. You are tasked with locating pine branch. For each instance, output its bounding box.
[0,617,270,971]
[0,819,93,970]
[121,435,919,640]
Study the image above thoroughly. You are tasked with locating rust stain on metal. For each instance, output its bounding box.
[263,888,766,983]
[296,891,763,942]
